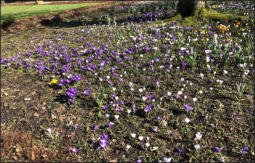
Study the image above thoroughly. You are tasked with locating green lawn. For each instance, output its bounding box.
[1,3,100,23]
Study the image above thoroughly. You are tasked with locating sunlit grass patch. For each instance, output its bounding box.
[1,3,100,23]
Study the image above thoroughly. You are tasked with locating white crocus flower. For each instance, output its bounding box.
[131,133,136,138]
[195,132,202,140]
[114,115,119,119]
[138,136,144,141]
[194,144,200,150]
[142,96,147,101]
[185,118,190,123]
[163,157,172,162]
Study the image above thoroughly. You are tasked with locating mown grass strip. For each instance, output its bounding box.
[1,3,100,23]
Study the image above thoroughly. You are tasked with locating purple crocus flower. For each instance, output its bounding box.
[72,75,82,82]
[243,146,248,151]
[142,46,150,51]
[102,105,108,110]
[178,149,184,155]
[147,94,152,100]
[152,126,158,132]
[84,89,91,95]
[241,146,248,155]
[240,150,246,155]
[93,125,98,130]
[132,104,136,113]
[100,139,108,149]
[72,147,78,153]
[66,88,78,100]
[101,134,108,140]
[214,147,222,152]
[233,113,236,118]
[99,134,108,149]
[145,105,154,112]
[120,100,125,105]
[184,104,194,112]
[157,116,162,120]
[107,122,114,128]
[201,117,206,122]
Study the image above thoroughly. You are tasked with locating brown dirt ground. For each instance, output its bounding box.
[1,1,144,33]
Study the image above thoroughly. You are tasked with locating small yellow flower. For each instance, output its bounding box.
[49,79,58,85]
[217,24,227,32]
[201,38,204,41]
[237,22,240,25]
[201,30,206,34]
[226,38,231,42]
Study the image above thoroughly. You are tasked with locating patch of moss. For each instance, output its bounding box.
[157,8,248,26]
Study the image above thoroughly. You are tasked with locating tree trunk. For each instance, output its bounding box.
[1,0,5,5]
[177,0,205,17]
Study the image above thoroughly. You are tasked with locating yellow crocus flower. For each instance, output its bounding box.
[49,79,58,85]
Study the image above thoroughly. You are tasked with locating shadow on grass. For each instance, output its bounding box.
[40,11,176,28]
[54,94,68,104]
[1,15,15,30]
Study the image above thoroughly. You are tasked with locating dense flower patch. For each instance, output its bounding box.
[1,1,254,162]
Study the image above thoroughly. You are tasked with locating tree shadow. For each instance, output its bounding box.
[40,8,176,28]
[1,14,15,30]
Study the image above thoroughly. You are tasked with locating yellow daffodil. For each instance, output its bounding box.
[49,79,58,85]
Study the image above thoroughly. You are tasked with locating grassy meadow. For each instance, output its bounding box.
[1,2,100,23]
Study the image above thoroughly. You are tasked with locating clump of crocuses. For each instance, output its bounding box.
[66,88,78,104]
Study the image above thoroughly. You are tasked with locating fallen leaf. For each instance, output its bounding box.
[31,91,36,95]
[12,156,18,161]
[110,159,118,162]
[32,151,35,160]
[15,144,22,153]
[152,146,158,151]
[33,112,39,117]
